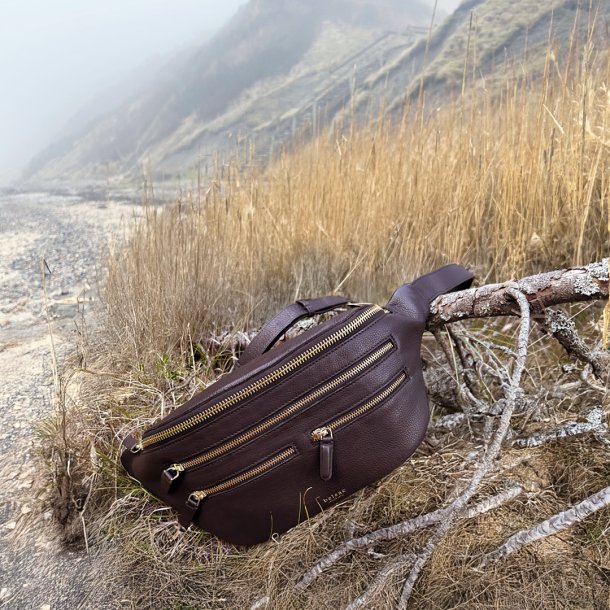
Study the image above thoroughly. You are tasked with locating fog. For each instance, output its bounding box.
[436,0,463,13]
[0,0,463,187]
[0,0,246,185]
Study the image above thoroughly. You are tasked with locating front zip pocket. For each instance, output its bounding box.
[178,446,297,529]
[162,340,395,489]
[311,372,408,480]
[135,304,385,452]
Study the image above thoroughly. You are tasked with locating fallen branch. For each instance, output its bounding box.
[535,308,609,378]
[249,595,269,610]
[208,262,608,376]
[341,485,525,610]
[296,484,524,591]
[397,288,531,608]
[512,407,608,448]
[480,485,610,566]
[428,260,608,328]
[345,553,412,610]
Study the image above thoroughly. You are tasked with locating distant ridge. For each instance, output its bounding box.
[24,0,436,185]
[25,0,610,186]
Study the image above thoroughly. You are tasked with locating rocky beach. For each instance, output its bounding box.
[0,191,142,609]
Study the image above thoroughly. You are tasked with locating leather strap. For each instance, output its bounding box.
[410,263,474,305]
[238,295,349,366]
[387,264,473,314]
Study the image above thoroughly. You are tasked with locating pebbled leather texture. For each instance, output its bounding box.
[121,264,473,546]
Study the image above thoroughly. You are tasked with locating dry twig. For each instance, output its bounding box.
[512,406,608,448]
[296,484,524,591]
[397,287,531,608]
[480,485,610,566]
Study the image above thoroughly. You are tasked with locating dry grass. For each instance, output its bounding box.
[36,30,610,610]
[103,41,608,370]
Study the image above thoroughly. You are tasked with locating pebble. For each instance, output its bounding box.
[4,520,17,530]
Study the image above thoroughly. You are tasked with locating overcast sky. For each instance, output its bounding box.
[0,0,246,185]
[437,0,462,12]
[0,0,462,186]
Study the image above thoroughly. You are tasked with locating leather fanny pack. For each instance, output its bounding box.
[121,264,473,546]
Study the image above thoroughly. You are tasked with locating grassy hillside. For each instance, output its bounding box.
[38,12,610,607]
[26,0,610,186]
[346,0,610,121]
[26,0,435,184]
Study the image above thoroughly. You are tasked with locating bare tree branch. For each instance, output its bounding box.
[480,485,610,566]
[341,485,525,610]
[345,553,413,610]
[211,262,608,361]
[398,288,531,608]
[297,484,524,591]
[512,407,608,448]
[535,308,609,378]
[428,260,608,328]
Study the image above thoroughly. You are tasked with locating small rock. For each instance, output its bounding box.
[42,511,52,521]
[4,521,17,530]
[21,505,32,515]
[0,588,11,602]
[40,605,51,610]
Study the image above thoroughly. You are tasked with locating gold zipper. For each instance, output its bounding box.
[137,304,384,451]
[186,447,296,507]
[163,340,395,484]
[311,372,407,442]
[310,373,407,480]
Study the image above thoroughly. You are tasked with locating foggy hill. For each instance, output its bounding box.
[342,0,610,122]
[26,0,437,184]
[25,0,609,185]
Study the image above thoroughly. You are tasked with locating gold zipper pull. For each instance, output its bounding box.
[187,490,207,507]
[312,427,334,481]
[311,427,331,442]
[179,491,208,529]
[162,464,185,491]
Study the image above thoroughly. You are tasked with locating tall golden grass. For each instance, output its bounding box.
[103,44,609,369]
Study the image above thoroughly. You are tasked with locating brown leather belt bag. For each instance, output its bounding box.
[121,264,473,546]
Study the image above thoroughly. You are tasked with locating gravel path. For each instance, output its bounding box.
[0,192,143,609]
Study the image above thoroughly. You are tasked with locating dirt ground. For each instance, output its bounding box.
[0,192,143,609]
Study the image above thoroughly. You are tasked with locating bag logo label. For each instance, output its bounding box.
[321,488,346,504]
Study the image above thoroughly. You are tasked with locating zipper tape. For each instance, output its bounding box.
[137,304,384,451]
[162,339,395,490]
